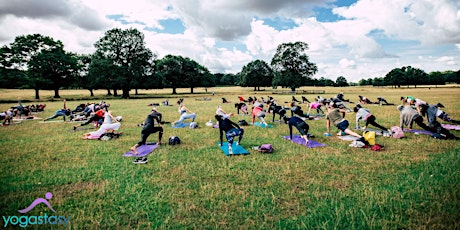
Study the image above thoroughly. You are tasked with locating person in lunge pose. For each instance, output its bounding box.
[130,107,164,164]
[215,115,244,155]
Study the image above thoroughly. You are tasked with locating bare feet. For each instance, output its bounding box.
[130,147,138,154]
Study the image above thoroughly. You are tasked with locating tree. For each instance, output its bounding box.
[270,41,317,91]
[29,48,78,98]
[93,28,153,98]
[238,60,274,91]
[335,76,349,87]
[0,34,65,99]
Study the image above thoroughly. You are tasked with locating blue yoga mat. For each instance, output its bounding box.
[123,143,159,157]
[172,122,191,128]
[218,142,250,156]
[254,122,273,128]
[282,135,327,148]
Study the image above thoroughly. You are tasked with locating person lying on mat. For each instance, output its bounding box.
[353,106,390,133]
[397,105,430,131]
[326,101,365,142]
[172,103,196,126]
[251,103,268,127]
[215,115,244,155]
[43,99,71,122]
[130,107,164,163]
[377,96,392,105]
[286,109,310,145]
[83,110,121,140]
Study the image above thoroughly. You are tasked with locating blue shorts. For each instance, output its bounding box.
[337,120,349,131]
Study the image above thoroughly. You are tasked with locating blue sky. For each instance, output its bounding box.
[0,0,459,82]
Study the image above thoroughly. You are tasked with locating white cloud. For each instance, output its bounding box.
[0,0,459,83]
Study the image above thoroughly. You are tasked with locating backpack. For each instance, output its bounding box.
[98,132,121,141]
[390,126,405,139]
[258,144,274,153]
[238,120,249,126]
[168,136,181,145]
[363,131,376,146]
[189,122,198,129]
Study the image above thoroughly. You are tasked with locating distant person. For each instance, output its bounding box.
[43,99,71,122]
[353,106,389,132]
[172,103,196,125]
[251,104,268,127]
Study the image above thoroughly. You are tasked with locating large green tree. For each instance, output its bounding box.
[93,28,153,98]
[238,60,274,91]
[0,34,66,99]
[335,76,349,87]
[270,41,318,91]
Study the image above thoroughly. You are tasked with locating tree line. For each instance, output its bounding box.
[1,28,458,99]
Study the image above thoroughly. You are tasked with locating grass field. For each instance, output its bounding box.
[0,86,459,229]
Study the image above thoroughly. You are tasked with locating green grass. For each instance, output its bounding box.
[0,86,459,229]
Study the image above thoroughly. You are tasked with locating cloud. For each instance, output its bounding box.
[339,58,357,69]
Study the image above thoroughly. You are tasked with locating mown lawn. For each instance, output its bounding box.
[0,86,459,229]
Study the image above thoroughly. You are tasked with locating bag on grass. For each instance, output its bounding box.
[168,136,181,145]
[390,126,404,139]
[363,131,376,146]
[189,122,198,129]
[238,120,249,126]
[258,144,274,153]
[98,132,121,141]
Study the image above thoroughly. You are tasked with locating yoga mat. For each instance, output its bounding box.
[172,122,191,128]
[254,122,273,128]
[218,142,249,156]
[442,124,460,130]
[354,128,389,136]
[403,129,434,135]
[282,135,327,148]
[39,120,65,123]
[337,135,359,141]
[123,143,159,157]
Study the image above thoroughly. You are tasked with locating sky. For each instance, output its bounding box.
[0,0,459,82]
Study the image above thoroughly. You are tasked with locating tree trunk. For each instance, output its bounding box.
[54,89,60,98]
[89,89,94,97]
[122,88,130,99]
[107,89,112,96]
[190,87,194,94]
[172,87,177,94]
[254,86,257,91]
[135,89,138,95]
[34,88,40,99]
[113,89,118,96]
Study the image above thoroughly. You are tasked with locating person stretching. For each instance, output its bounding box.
[326,101,365,141]
[251,104,268,127]
[130,108,164,164]
[286,110,310,146]
[172,103,196,125]
[353,106,389,133]
[216,115,244,155]
[44,99,71,122]
[83,110,121,139]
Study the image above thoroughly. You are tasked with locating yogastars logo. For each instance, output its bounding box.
[2,192,71,228]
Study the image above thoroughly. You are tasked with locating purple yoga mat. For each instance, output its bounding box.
[442,124,460,130]
[123,143,159,157]
[403,129,434,135]
[282,135,326,148]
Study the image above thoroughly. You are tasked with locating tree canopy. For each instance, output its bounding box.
[238,60,274,91]
[271,41,318,91]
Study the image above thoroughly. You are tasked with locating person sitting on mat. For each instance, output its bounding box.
[353,106,390,133]
[130,107,164,164]
[172,103,196,126]
[286,109,310,146]
[43,99,71,122]
[251,103,268,127]
[83,110,121,139]
[215,115,244,155]
[326,101,365,141]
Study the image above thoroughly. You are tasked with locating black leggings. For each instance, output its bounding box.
[81,115,102,126]
[366,115,388,131]
[138,125,163,145]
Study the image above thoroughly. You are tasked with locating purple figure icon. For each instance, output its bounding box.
[18,192,56,213]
